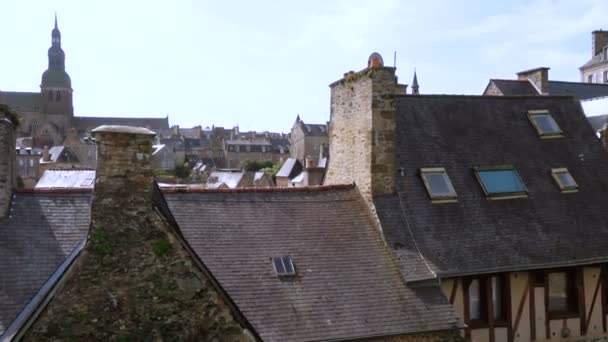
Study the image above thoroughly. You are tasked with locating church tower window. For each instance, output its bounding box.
[48,91,53,102]
[56,91,61,101]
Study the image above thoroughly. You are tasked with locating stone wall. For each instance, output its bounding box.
[324,65,398,201]
[0,110,16,217]
[592,30,608,57]
[517,67,549,94]
[483,82,503,96]
[24,125,255,342]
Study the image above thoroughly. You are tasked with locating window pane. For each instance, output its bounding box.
[492,276,503,320]
[548,273,568,312]
[556,172,576,188]
[282,256,294,274]
[478,169,526,194]
[273,257,285,274]
[532,114,561,135]
[426,173,452,196]
[469,279,481,320]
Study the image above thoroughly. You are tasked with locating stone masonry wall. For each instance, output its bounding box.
[0,114,16,217]
[25,126,255,342]
[325,66,398,201]
[517,68,549,94]
[483,82,503,96]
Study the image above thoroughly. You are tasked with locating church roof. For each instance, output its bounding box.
[41,69,71,88]
[0,92,42,113]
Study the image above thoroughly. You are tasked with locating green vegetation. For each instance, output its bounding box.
[0,104,20,127]
[242,160,275,172]
[152,239,174,257]
[89,229,113,256]
[173,163,191,179]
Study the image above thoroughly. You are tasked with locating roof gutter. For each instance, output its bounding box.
[1,237,86,342]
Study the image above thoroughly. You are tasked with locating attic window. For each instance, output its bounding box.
[551,168,578,193]
[474,166,528,200]
[272,256,296,277]
[419,167,457,203]
[528,110,563,138]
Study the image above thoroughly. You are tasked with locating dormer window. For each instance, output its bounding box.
[527,110,563,138]
[272,256,296,277]
[419,167,457,203]
[474,166,528,200]
[551,168,578,193]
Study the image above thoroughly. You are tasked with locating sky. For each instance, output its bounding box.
[1,0,606,133]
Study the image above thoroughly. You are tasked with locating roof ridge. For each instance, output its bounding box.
[161,184,355,193]
[549,80,608,87]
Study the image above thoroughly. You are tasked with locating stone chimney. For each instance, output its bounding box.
[325,52,400,201]
[305,156,317,169]
[0,106,16,217]
[42,145,50,162]
[592,30,608,57]
[517,67,550,95]
[25,125,254,341]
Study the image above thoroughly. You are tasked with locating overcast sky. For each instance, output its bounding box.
[1,0,606,132]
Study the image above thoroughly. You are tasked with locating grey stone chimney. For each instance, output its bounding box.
[592,30,608,57]
[0,106,16,217]
[517,67,550,95]
[325,52,401,201]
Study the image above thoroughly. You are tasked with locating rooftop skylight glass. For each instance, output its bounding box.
[272,256,296,277]
[474,166,528,199]
[528,110,563,138]
[551,168,578,193]
[419,167,457,203]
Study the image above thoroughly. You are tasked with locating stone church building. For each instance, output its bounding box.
[0,15,169,150]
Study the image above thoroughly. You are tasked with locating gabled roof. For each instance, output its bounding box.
[164,186,458,341]
[207,171,244,189]
[376,95,608,280]
[486,79,538,96]
[276,158,302,179]
[0,192,90,336]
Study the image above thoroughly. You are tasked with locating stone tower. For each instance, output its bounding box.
[41,14,73,118]
[325,52,404,202]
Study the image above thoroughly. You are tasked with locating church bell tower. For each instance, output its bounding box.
[41,14,73,118]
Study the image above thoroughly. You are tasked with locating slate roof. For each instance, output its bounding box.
[72,116,169,133]
[487,79,608,100]
[0,92,42,112]
[0,192,90,336]
[548,81,608,100]
[164,186,458,341]
[207,171,244,189]
[300,123,328,137]
[580,51,608,70]
[487,80,538,96]
[376,95,608,280]
[276,158,302,179]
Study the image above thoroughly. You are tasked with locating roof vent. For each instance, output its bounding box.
[272,256,296,277]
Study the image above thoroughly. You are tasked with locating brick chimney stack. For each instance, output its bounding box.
[592,30,608,57]
[517,67,550,95]
[0,105,16,217]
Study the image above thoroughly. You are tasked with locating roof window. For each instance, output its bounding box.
[551,168,578,193]
[272,256,296,277]
[527,110,563,138]
[474,166,528,200]
[419,167,457,203]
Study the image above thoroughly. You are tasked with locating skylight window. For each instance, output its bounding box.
[551,168,578,193]
[272,256,296,277]
[419,167,457,203]
[474,166,528,200]
[527,110,563,138]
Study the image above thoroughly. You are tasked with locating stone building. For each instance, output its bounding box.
[0,15,169,149]
[0,127,460,338]
[580,30,608,84]
[325,53,608,341]
[289,115,328,164]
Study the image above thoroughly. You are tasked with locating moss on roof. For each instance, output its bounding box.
[0,104,20,127]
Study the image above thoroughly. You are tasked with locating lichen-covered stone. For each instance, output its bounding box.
[24,127,255,342]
